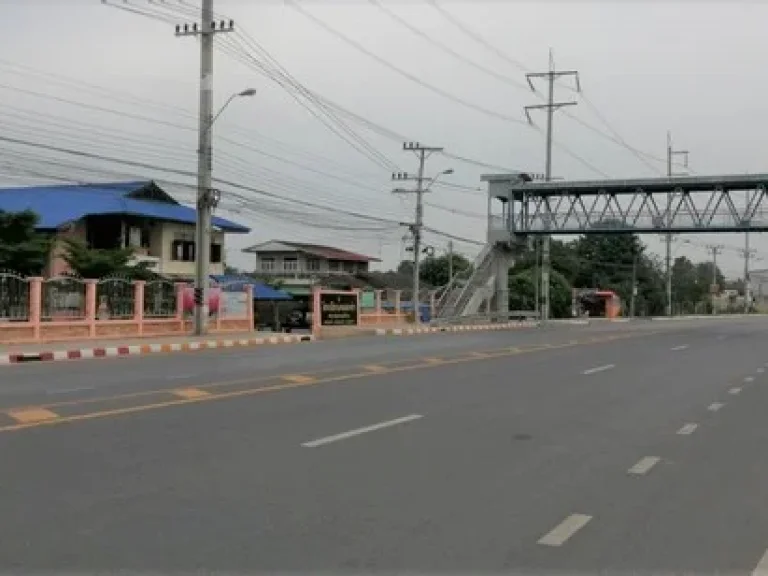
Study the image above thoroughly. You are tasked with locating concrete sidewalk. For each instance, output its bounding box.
[0,331,313,365]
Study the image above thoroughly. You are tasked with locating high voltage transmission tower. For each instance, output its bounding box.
[524,50,580,322]
[175,0,235,335]
[665,131,689,316]
[392,142,452,325]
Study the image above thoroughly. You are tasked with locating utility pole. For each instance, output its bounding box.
[392,143,452,325]
[524,50,579,322]
[629,250,638,318]
[447,240,454,284]
[175,4,234,335]
[743,190,756,313]
[707,244,724,315]
[665,131,689,317]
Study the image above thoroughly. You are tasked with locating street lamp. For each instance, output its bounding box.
[207,88,258,135]
[193,87,257,336]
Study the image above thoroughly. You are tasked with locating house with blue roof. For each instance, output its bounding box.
[0,181,249,278]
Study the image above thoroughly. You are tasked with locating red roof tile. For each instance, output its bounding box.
[281,241,379,263]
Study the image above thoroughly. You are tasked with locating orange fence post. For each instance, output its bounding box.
[29,277,43,341]
[134,280,145,336]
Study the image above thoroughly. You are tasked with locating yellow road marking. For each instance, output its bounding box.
[282,374,317,384]
[0,330,659,434]
[423,357,444,364]
[7,407,59,424]
[172,388,211,400]
[363,364,388,373]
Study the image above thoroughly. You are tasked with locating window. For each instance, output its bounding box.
[283,258,298,271]
[171,240,195,262]
[260,258,275,271]
[307,259,321,272]
[343,261,356,274]
[211,244,222,264]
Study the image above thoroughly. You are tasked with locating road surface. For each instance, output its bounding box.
[1,318,768,573]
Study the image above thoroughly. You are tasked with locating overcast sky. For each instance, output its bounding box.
[1,0,766,277]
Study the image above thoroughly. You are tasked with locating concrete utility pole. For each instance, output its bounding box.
[447,240,454,284]
[707,244,724,315]
[743,190,756,313]
[524,50,580,322]
[665,131,689,317]
[392,142,452,325]
[175,3,234,335]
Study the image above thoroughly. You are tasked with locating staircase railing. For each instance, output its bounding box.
[434,243,494,318]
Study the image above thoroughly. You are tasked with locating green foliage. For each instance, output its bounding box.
[508,267,572,318]
[395,253,472,288]
[61,238,155,280]
[0,210,53,276]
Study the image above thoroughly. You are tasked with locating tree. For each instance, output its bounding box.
[61,238,154,279]
[0,210,52,276]
[508,267,572,317]
[419,253,472,287]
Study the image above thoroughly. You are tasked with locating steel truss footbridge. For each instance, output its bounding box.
[500,173,768,235]
[434,173,768,322]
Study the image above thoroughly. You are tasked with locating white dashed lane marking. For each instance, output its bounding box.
[729,387,742,395]
[670,345,689,351]
[708,402,725,412]
[628,456,660,475]
[582,364,615,375]
[677,423,698,435]
[537,514,593,547]
[745,376,755,383]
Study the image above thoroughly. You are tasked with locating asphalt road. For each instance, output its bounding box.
[1,317,768,572]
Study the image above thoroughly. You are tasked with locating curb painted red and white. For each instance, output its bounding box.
[0,334,314,366]
[374,321,539,336]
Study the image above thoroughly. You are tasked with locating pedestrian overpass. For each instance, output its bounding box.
[433,173,768,321]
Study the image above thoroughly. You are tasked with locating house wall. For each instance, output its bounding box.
[253,251,370,275]
[46,220,226,278]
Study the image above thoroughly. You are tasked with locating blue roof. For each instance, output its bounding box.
[0,181,249,233]
[210,274,293,301]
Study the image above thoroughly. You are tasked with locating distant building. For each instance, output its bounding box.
[242,240,380,296]
[0,181,249,278]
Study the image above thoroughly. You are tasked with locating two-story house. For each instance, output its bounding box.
[0,180,249,278]
[242,240,379,296]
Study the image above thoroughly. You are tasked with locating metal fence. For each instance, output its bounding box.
[96,277,135,320]
[0,272,29,321]
[42,276,86,320]
[143,280,177,318]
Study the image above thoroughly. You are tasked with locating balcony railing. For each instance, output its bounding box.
[257,269,357,280]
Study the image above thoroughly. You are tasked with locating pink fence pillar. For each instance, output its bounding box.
[394,290,402,321]
[175,283,186,333]
[134,280,145,336]
[311,286,321,337]
[85,280,97,337]
[246,284,254,330]
[29,277,43,340]
[375,290,383,315]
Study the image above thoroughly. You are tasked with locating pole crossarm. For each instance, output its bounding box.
[500,174,768,234]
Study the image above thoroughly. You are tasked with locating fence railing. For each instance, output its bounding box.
[0,274,254,344]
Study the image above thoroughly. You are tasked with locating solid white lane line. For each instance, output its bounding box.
[745,376,755,383]
[729,387,742,395]
[582,364,615,375]
[670,344,689,351]
[677,423,698,435]
[301,415,423,448]
[537,514,592,547]
[708,402,725,412]
[46,385,95,395]
[628,456,660,475]
[751,546,768,575]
